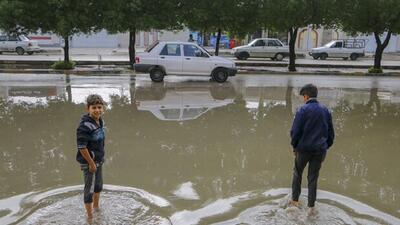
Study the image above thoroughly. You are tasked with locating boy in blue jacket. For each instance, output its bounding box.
[76,94,106,219]
[290,84,334,215]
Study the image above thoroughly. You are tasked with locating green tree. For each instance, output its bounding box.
[263,0,330,71]
[0,0,101,63]
[337,0,400,72]
[181,0,262,56]
[101,0,181,65]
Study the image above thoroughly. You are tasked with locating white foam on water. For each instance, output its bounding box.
[173,182,200,200]
[0,184,170,225]
[170,193,250,225]
[261,188,400,225]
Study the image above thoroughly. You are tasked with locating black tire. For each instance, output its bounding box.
[320,53,328,60]
[312,55,319,60]
[237,51,249,60]
[275,53,284,61]
[350,53,358,61]
[27,51,34,55]
[16,47,25,55]
[343,57,348,60]
[212,68,228,83]
[150,68,164,82]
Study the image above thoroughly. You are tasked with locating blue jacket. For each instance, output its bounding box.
[76,114,105,164]
[290,99,334,153]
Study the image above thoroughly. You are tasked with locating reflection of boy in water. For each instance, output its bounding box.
[290,84,335,216]
[76,94,106,219]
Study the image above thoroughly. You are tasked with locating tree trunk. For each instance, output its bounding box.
[66,74,72,102]
[129,29,136,67]
[288,27,298,72]
[215,28,221,56]
[63,36,70,62]
[373,31,392,70]
[203,32,209,46]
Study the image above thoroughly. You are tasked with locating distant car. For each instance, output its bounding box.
[309,39,366,60]
[0,34,41,55]
[134,41,237,83]
[231,38,289,61]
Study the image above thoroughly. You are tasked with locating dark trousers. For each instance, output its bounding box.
[81,163,103,204]
[291,151,326,207]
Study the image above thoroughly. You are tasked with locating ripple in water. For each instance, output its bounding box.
[0,185,170,225]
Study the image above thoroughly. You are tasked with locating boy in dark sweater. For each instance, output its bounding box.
[76,94,106,219]
[290,84,335,215]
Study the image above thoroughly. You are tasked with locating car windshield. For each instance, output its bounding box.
[198,45,212,56]
[145,41,159,52]
[18,35,29,41]
[248,39,258,46]
[324,41,336,47]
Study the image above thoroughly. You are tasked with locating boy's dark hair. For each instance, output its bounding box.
[86,94,104,107]
[299,84,318,98]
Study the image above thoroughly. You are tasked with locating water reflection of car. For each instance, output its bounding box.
[134,81,236,121]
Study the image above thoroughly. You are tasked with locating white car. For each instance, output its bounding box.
[231,38,289,61]
[134,41,237,83]
[0,34,41,55]
[309,39,365,60]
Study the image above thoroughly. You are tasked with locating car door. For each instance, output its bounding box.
[182,44,212,75]
[329,41,343,58]
[265,40,281,57]
[0,36,7,51]
[250,39,266,57]
[158,43,183,74]
[7,36,19,51]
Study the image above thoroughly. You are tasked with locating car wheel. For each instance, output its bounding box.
[312,55,319,60]
[320,53,328,60]
[350,53,358,61]
[343,57,348,60]
[150,68,164,82]
[212,68,228,83]
[238,52,249,60]
[275,53,284,61]
[16,47,25,55]
[27,51,34,55]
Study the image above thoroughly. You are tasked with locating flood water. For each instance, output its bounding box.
[0,74,399,225]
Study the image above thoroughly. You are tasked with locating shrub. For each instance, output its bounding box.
[368,67,383,74]
[51,61,75,70]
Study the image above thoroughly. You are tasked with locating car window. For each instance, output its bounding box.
[333,42,343,48]
[267,40,279,46]
[160,44,181,56]
[183,44,206,57]
[8,36,18,41]
[273,40,283,46]
[160,109,180,120]
[254,40,265,46]
[182,108,207,119]
[0,36,7,41]
[19,35,29,41]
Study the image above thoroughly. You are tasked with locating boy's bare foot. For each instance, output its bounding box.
[289,200,300,207]
[307,207,317,216]
[85,203,93,219]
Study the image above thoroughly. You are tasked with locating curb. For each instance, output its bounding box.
[1,68,399,77]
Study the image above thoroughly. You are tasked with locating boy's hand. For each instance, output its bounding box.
[89,162,97,173]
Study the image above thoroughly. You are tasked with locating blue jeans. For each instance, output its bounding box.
[81,163,103,203]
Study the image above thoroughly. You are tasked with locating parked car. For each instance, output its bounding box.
[134,41,237,83]
[309,39,366,60]
[0,34,41,55]
[231,38,289,61]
